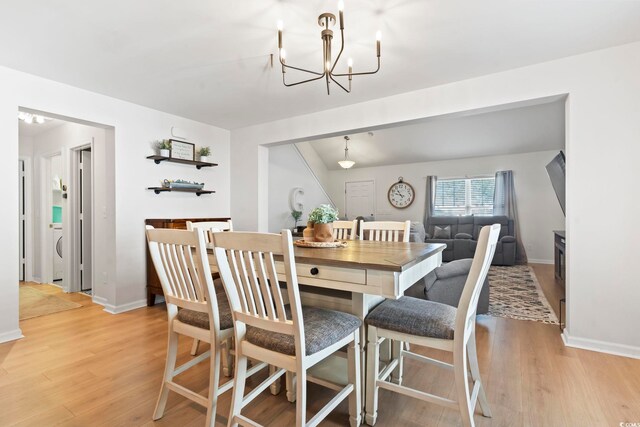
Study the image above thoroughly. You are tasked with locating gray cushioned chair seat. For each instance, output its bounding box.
[366,296,456,340]
[246,305,361,356]
[176,278,233,330]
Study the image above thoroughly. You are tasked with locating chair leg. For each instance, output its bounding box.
[390,339,404,385]
[269,365,282,395]
[153,328,179,420]
[467,333,492,417]
[286,372,296,403]
[227,354,248,427]
[222,338,233,377]
[205,342,222,427]
[454,343,475,427]
[191,338,200,356]
[348,330,362,427]
[365,326,380,426]
[295,369,307,427]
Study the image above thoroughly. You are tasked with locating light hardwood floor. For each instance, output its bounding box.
[2,268,639,426]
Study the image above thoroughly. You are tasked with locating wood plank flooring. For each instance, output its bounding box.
[2,268,639,426]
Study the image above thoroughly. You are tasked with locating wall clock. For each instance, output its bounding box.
[388,177,415,209]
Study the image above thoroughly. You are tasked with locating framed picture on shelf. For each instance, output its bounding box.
[169,140,195,161]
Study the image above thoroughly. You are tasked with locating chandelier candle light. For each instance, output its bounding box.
[277,1,381,94]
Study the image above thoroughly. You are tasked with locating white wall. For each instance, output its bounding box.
[0,65,230,342]
[230,41,640,358]
[323,150,564,263]
[268,144,332,233]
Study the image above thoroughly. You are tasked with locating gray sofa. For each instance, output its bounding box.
[422,215,516,265]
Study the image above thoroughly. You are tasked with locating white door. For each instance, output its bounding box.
[80,149,92,292]
[19,160,25,281]
[345,180,375,219]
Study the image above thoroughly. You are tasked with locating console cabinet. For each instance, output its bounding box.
[145,217,231,306]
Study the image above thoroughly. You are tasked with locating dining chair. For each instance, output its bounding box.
[359,220,411,242]
[332,219,358,240]
[212,229,362,427]
[364,224,500,427]
[186,219,234,364]
[146,226,267,427]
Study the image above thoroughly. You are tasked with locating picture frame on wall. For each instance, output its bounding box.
[169,139,195,161]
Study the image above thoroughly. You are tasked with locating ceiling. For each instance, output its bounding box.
[305,99,565,169]
[18,117,64,137]
[1,1,639,129]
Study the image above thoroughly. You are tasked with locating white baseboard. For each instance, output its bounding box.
[92,297,147,315]
[0,328,24,344]
[562,331,640,360]
[528,258,554,265]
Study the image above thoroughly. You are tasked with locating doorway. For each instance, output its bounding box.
[345,180,375,219]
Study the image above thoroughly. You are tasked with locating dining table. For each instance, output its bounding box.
[207,238,446,408]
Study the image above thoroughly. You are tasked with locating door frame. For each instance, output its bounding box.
[344,179,376,219]
[38,150,64,287]
[18,157,34,282]
[68,140,95,294]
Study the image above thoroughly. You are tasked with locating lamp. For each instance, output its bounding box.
[338,136,355,169]
[277,1,381,94]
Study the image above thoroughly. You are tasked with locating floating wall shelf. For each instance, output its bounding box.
[148,187,215,196]
[147,155,218,169]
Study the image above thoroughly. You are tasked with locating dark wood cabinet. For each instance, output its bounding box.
[145,217,231,306]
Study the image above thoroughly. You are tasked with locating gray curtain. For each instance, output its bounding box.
[494,170,527,264]
[423,176,437,232]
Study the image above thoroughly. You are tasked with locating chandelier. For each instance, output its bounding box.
[338,136,355,169]
[277,1,381,94]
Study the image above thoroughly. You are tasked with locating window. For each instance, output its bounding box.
[434,177,495,216]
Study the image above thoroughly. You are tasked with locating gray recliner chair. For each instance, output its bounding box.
[405,258,490,314]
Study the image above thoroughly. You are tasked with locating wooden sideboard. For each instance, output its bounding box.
[145,217,231,306]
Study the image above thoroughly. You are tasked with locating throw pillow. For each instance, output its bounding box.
[433,225,451,239]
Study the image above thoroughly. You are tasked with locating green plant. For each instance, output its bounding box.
[291,210,302,227]
[308,204,339,224]
[198,146,211,156]
[154,139,172,150]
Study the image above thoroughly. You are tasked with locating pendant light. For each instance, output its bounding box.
[338,136,355,169]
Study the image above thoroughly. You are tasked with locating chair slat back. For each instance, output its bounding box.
[212,230,305,355]
[187,220,233,244]
[456,224,500,342]
[332,220,357,240]
[359,220,411,242]
[146,226,221,329]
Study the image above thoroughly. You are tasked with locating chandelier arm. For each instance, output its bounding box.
[280,60,324,76]
[283,72,327,87]
[333,58,380,77]
[328,74,351,93]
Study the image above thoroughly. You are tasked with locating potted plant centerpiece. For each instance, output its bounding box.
[308,204,339,242]
[291,210,302,231]
[198,146,211,163]
[155,139,172,157]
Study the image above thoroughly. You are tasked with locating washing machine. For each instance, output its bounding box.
[53,225,63,281]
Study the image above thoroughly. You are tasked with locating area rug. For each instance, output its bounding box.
[19,286,82,320]
[487,265,559,324]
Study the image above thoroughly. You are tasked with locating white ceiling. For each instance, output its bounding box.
[1,1,640,129]
[305,99,565,169]
[18,117,64,137]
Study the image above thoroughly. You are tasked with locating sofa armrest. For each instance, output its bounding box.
[455,233,472,239]
[500,235,516,243]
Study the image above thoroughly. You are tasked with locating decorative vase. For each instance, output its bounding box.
[302,221,315,241]
[313,222,334,242]
[160,149,170,157]
[200,156,209,163]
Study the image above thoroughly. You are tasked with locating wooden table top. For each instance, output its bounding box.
[290,240,445,272]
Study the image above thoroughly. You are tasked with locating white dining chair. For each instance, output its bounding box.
[359,220,411,242]
[186,219,234,365]
[333,219,358,240]
[146,226,266,427]
[364,224,500,427]
[212,229,362,427]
